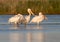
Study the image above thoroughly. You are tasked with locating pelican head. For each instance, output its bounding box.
[39,12,42,16]
[27,8,34,16]
[39,12,48,20]
[18,14,20,15]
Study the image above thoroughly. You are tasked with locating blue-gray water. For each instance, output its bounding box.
[0,15,60,42]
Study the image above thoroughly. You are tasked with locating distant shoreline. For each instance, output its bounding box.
[0,14,60,15]
[0,0,60,15]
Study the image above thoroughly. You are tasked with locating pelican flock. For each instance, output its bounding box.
[8,8,48,26]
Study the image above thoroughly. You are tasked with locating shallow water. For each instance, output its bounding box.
[0,15,60,42]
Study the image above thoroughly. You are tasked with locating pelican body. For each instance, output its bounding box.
[8,14,23,25]
[30,12,48,25]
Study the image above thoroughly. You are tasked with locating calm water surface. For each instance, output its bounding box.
[0,15,60,42]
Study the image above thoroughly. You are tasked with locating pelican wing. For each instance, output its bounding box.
[30,16,39,23]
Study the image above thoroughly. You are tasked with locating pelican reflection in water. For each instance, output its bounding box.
[9,25,44,42]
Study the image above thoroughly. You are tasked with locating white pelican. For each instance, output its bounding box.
[22,8,34,25]
[30,12,48,25]
[8,14,23,25]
